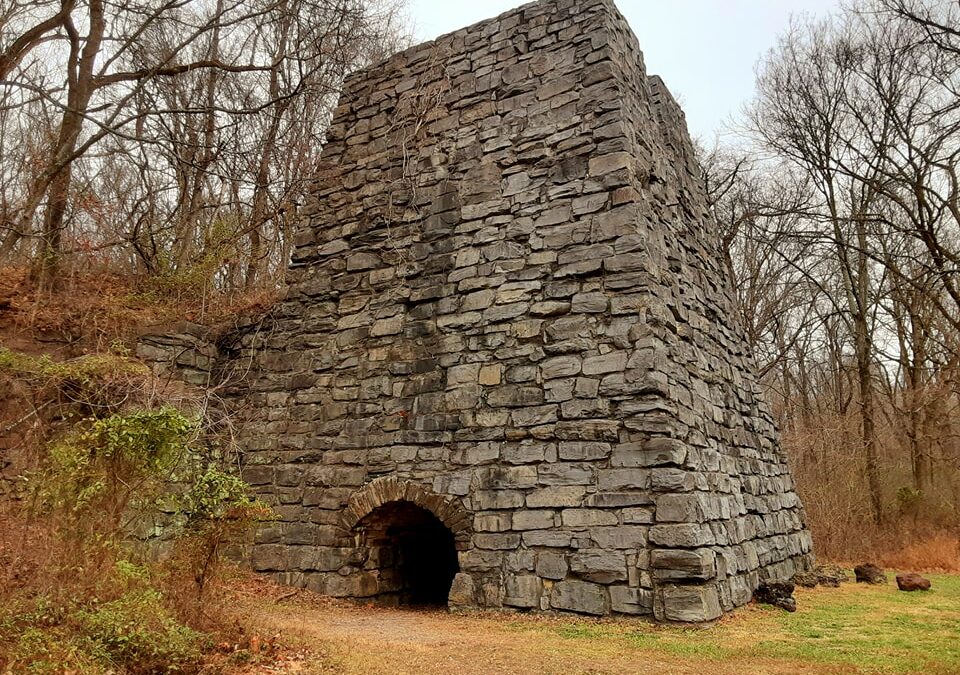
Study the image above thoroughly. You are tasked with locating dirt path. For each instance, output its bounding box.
[238,592,846,675]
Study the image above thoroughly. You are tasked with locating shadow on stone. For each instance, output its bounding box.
[357,500,459,606]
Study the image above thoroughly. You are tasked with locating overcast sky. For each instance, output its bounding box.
[407,0,841,142]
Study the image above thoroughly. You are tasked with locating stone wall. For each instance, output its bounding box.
[136,322,219,387]
[228,0,813,621]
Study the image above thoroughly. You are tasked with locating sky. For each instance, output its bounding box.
[406,0,841,142]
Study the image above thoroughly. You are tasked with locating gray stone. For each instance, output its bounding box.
[504,575,542,608]
[448,573,476,606]
[550,580,607,616]
[659,584,723,623]
[610,586,652,615]
[651,548,717,581]
[535,552,569,580]
[214,0,811,624]
[570,549,627,583]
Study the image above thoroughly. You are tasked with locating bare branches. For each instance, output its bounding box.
[92,58,276,88]
[0,0,75,81]
[0,0,409,287]
[725,0,960,522]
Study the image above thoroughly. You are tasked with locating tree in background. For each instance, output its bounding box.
[0,0,407,291]
[711,0,960,555]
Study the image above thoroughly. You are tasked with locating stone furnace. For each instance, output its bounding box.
[233,0,813,621]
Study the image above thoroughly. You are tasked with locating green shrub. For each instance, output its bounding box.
[3,393,268,672]
[0,346,152,412]
[174,466,273,598]
[28,407,198,537]
[74,587,205,673]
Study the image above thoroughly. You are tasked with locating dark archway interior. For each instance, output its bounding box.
[358,500,459,606]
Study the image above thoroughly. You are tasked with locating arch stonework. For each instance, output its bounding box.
[342,476,473,547]
[232,0,813,621]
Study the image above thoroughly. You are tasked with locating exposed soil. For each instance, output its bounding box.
[228,579,850,675]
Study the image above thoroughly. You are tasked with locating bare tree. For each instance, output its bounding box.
[0,0,408,289]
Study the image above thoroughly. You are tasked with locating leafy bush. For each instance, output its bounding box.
[173,467,273,600]
[75,587,205,672]
[28,407,197,539]
[0,562,206,674]
[1,395,269,672]
[0,347,153,414]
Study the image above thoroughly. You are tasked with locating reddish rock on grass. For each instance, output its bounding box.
[896,573,931,591]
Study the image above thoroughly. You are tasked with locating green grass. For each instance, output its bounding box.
[754,574,960,672]
[515,573,960,673]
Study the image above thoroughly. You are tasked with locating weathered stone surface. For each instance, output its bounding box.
[570,549,627,583]
[753,581,797,612]
[854,563,888,585]
[448,572,476,607]
[535,551,569,580]
[216,0,812,623]
[504,575,543,608]
[792,564,848,588]
[659,584,723,623]
[896,573,931,592]
[610,586,652,615]
[550,580,608,615]
[651,548,716,581]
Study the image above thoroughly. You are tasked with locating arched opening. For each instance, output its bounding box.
[356,500,459,606]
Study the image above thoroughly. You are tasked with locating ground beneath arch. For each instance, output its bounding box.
[229,573,960,674]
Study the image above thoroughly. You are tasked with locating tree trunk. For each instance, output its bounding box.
[33,0,105,290]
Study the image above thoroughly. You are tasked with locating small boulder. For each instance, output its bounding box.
[896,573,931,592]
[816,564,848,587]
[754,581,797,612]
[854,563,887,585]
[792,564,849,588]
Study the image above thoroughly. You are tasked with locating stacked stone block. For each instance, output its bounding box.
[229,0,813,621]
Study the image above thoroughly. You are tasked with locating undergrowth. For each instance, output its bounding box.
[0,264,277,355]
[0,347,270,673]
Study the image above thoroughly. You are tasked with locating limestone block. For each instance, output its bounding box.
[540,355,582,379]
[590,526,647,549]
[550,580,607,615]
[538,463,594,486]
[522,529,573,547]
[609,586,653,615]
[658,584,723,623]
[561,509,618,527]
[526,486,586,508]
[512,510,558,530]
[504,575,542,608]
[449,573,477,606]
[570,549,627,583]
[479,364,503,385]
[651,548,717,581]
[649,524,715,548]
[536,551,569,580]
[558,441,611,461]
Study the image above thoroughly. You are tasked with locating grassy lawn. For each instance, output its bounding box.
[513,574,960,674]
